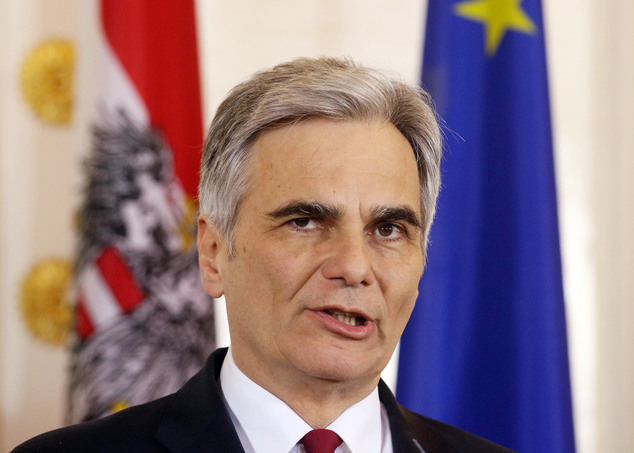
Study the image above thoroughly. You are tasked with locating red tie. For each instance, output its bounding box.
[299,429,343,453]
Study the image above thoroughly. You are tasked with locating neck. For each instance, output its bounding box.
[232,350,380,428]
[275,374,380,428]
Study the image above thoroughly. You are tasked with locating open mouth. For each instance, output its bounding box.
[324,309,367,327]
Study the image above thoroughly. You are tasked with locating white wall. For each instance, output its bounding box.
[2,1,633,451]
[590,2,634,451]
[0,1,78,449]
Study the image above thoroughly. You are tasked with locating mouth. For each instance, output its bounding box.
[311,306,376,339]
[324,309,367,327]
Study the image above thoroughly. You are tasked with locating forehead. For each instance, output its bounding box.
[241,118,421,216]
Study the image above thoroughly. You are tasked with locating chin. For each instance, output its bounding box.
[294,346,386,385]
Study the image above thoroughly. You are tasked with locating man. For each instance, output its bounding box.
[13,57,513,452]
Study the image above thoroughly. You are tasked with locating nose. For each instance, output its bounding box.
[321,232,376,287]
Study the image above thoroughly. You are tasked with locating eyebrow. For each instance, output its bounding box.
[266,201,342,220]
[371,205,422,230]
[266,200,421,229]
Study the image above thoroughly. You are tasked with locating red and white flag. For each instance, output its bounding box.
[70,0,214,422]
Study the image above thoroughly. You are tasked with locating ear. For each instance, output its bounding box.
[197,215,227,298]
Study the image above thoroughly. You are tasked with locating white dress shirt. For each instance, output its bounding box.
[219,348,393,453]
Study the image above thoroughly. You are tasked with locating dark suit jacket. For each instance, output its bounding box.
[13,348,513,452]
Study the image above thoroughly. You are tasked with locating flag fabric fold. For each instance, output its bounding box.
[396,0,575,451]
[69,0,215,422]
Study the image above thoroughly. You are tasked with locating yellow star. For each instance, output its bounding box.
[454,0,536,56]
[111,400,129,413]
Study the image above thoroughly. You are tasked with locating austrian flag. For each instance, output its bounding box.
[69,1,215,422]
[75,247,144,340]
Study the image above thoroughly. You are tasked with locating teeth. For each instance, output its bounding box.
[326,309,365,326]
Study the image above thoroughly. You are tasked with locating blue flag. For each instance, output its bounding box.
[396,0,575,451]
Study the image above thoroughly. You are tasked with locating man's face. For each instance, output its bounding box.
[198,118,423,391]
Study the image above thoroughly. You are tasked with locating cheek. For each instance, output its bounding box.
[393,286,418,325]
[233,243,306,317]
[260,241,321,289]
[381,259,422,323]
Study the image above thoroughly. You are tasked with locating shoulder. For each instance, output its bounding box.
[11,349,233,453]
[396,404,515,453]
[378,381,514,452]
[11,395,173,453]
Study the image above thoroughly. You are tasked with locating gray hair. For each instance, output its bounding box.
[199,56,442,259]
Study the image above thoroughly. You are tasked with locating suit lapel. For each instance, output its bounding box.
[155,348,245,453]
[379,380,458,453]
[154,349,458,452]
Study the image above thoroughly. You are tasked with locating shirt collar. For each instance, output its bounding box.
[328,386,383,452]
[219,348,385,453]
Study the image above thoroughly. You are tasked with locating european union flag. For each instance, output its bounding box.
[396,0,576,451]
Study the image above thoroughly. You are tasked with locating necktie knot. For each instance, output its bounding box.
[299,429,342,453]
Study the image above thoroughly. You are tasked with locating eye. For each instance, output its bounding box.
[289,217,318,230]
[293,218,310,227]
[375,223,404,239]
